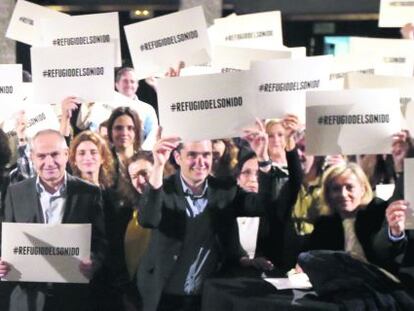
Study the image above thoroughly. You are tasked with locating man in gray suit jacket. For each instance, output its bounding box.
[0,129,106,311]
[137,120,298,311]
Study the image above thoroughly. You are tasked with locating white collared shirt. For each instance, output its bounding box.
[36,174,67,224]
[132,95,159,151]
[180,176,208,218]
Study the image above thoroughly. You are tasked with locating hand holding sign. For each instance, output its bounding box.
[243,119,270,163]
[282,114,299,151]
[146,61,185,92]
[0,259,10,278]
[150,127,181,189]
[61,96,80,119]
[15,110,27,144]
[386,200,408,237]
[401,23,414,39]
[79,258,93,280]
[392,130,412,173]
[153,127,181,167]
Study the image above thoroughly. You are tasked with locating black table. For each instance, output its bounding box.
[201,277,340,311]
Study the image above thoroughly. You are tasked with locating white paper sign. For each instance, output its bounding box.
[379,0,414,27]
[211,45,291,70]
[375,184,396,201]
[349,37,414,77]
[265,273,312,290]
[347,72,414,101]
[404,158,414,229]
[286,46,307,59]
[180,65,222,76]
[251,55,332,122]
[237,217,259,259]
[2,103,60,139]
[404,101,414,134]
[39,12,122,67]
[31,44,114,105]
[347,72,414,128]
[89,91,148,127]
[6,0,70,46]
[1,223,91,283]
[125,6,211,79]
[157,71,254,141]
[0,64,22,110]
[328,56,375,90]
[306,89,401,155]
[212,11,283,49]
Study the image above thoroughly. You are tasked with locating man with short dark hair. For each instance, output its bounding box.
[137,123,281,311]
[0,129,106,311]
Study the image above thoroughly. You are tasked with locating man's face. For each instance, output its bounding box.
[115,70,138,99]
[174,141,212,186]
[31,133,68,184]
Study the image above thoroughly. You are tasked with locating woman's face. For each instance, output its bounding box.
[237,158,259,193]
[128,159,153,194]
[111,115,136,150]
[267,123,286,155]
[75,141,103,175]
[327,172,365,216]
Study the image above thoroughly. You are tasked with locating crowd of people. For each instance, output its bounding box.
[0,62,413,311]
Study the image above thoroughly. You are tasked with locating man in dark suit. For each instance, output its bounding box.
[0,129,106,311]
[137,120,299,311]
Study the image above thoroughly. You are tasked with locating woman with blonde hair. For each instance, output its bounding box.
[303,162,387,263]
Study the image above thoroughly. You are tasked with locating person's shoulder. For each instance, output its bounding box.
[163,172,181,193]
[67,175,100,194]
[364,197,387,213]
[136,99,156,113]
[208,175,237,191]
[8,176,36,192]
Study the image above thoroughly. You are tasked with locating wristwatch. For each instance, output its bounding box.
[258,160,272,167]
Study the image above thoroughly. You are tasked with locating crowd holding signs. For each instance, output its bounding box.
[2,0,414,284]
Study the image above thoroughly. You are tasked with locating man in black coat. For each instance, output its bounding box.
[0,129,106,311]
[137,119,299,311]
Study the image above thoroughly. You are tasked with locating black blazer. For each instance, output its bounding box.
[372,174,414,292]
[137,170,274,311]
[303,197,387,266]
[2,174,106,311]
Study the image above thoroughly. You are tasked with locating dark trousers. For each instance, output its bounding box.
[158,293,201,311]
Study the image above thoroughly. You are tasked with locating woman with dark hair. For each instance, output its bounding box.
[211,139,239,178]
[107,106,142,162]
[124,151,154,283]
[105,107,144,311]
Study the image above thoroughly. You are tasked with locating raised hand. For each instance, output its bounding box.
[150,127,181,189]
[282,114,299,151]
[392,130,411,173]
[386,200,408,237]
[61,96,80,119]
[0,259,10,278]
[401,23,414,39]
[152,127,181,167]
[15,110,27,144]
[243,118,269,162]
